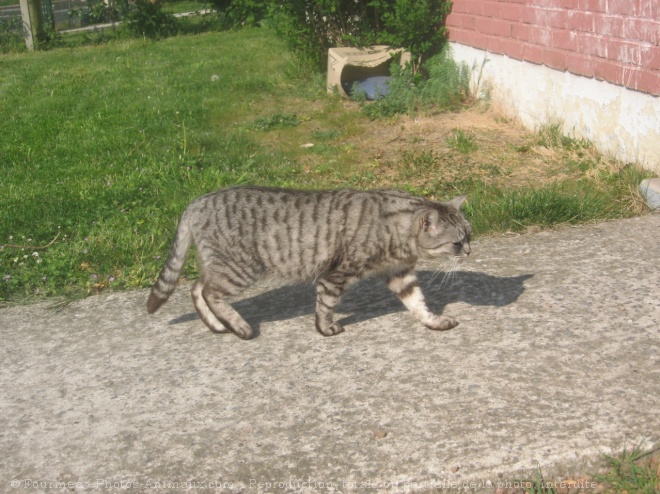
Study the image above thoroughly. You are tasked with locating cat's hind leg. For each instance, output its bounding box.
[191,273,255,340]
[191,279,230,334]
[387,269,458,331]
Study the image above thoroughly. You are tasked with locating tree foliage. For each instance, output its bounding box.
[211,0,453,70]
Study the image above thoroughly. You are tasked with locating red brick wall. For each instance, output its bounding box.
[446,0,660,95]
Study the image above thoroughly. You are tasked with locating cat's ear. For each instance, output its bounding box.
[421,209,440,232]
[447,195,467,210]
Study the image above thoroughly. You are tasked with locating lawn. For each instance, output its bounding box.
[0,27,653,303]
[1,28,305,300]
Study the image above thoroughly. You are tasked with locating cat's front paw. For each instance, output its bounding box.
[231,321,255,340]
[318,322,345,337]
[425,315,459,331]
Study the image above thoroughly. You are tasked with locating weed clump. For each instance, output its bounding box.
[447,128,478,154]
[358,48,471,119]
[250,113,300,131]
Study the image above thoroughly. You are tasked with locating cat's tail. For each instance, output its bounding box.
[147,216,193,314]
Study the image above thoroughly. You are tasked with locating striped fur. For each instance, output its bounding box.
[147,187,471,339]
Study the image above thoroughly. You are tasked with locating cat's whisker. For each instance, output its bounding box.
[450,257,461,280]
[427,255,457,288]
[433,257,461,293]
[426,269,443,288]
[437,267,453,290]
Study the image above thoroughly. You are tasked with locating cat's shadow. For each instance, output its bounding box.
[169,271,533,336]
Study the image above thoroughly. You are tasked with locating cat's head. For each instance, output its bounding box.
[414,195,472,260]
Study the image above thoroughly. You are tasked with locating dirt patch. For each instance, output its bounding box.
[341,105,623,192]
[249,97,630,198]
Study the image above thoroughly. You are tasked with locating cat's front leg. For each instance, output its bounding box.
[314,277,348,336]
[387,270,459,331]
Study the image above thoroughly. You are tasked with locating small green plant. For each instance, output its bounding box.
[350,82,368,103]
[42,19,65,48]
[447,128,478,154]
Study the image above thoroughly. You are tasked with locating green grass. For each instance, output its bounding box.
[597,443,660,493]
[462,168,649,235]
[0,27,654,303]
[502,443,660,494]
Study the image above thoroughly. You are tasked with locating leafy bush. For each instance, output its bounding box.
[269,0,377,68]
[123,0,178,39]
[370,0,452,71]
[170,0,451,70]
[69,0,122,26]
[271,0,452,70]
[0,16,26,53]
[208,0,268,29]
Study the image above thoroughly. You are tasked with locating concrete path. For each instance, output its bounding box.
[1,215,659,493]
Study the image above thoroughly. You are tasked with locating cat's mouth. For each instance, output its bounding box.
[452,243,471,263]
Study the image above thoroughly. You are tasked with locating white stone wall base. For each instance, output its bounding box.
[450,42,660,173]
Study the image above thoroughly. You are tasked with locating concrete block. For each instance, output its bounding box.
[639,178,660,211]
[327,46,411,97]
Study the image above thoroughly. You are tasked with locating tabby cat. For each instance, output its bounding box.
[147,187,471,339]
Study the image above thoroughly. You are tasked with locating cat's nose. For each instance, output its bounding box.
[463,243,471,256]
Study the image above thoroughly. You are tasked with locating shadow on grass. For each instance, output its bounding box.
[169,270,533,338]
